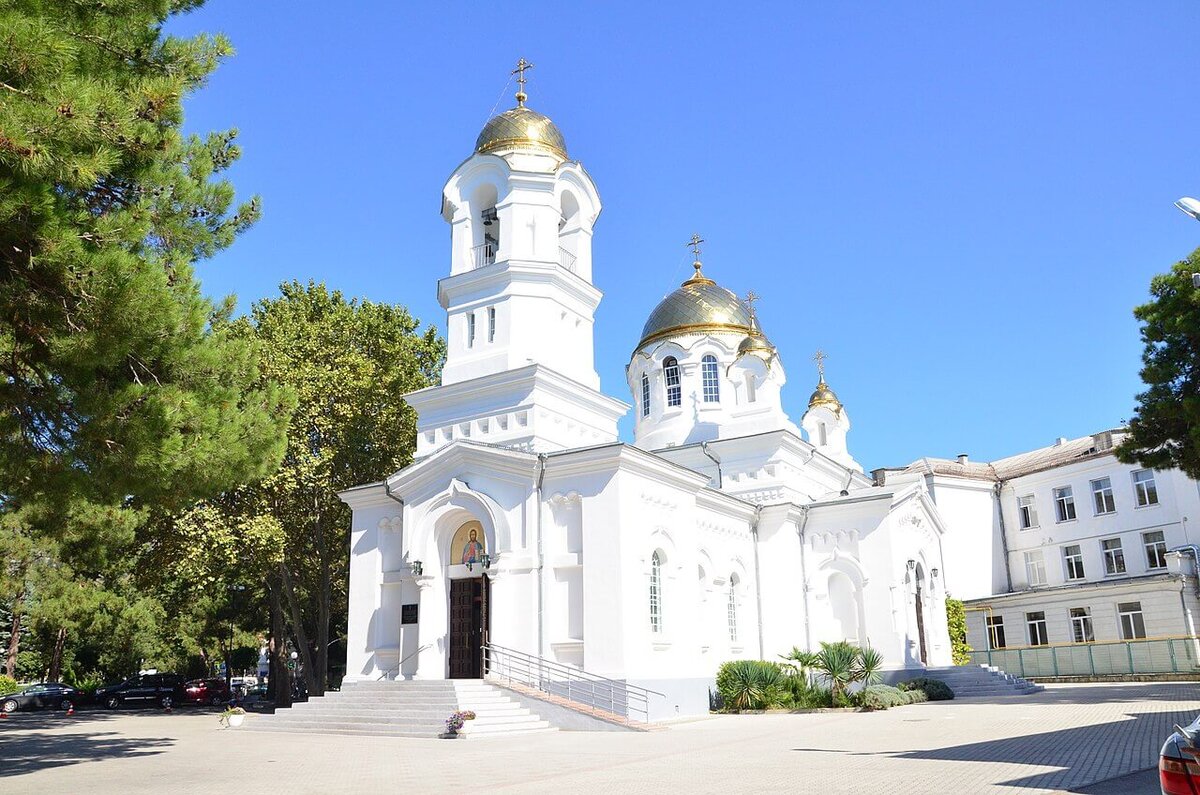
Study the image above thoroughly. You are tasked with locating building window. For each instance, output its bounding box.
[649,551,663,634]
[1118,601,1146,640]
[727,575,738,643]
[818,422,828,446]
[1024,550,1047,587]
[1091,477,1116,515]
[663,357,681,408]
[744,374,756,403]
[1017,495,1039,529]
[640,373,651,418]
[1133,470,1159,507]
[1102,537,1126,576]
[487,306,496,343]
[466,312,476,348]
[1053,486,1077,522]
[701,355,720,403]
[1026,611,1049,646]
[1070,607,1094,643]
[986,615,1006,650]
[1144,530,1168,570]
[1062,544,1085,581]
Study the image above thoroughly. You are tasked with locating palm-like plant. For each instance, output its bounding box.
[854,646,884,687]
[812,641,859,702]
[715,660,786,710]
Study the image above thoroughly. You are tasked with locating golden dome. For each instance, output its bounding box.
[637,264,754,350]
[476,106,568,160]
[807,376,843,413]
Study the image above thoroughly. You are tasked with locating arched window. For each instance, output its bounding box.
[641,373,651,417]
[745,374,756,404]
[701,355,720,402]
[818,422,828,446]
[663,357,681,408]
[727,575,738,643]
[650,552,664,633]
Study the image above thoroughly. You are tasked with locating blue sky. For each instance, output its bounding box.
[170,1,1200,471]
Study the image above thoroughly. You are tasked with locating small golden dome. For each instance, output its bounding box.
[808,376,843,413]
[476,106,568,160]
[637,264,753,350]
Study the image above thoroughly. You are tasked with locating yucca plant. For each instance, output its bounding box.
[853,646,884,687]
[812,641,859,703]
[715,660,786,711]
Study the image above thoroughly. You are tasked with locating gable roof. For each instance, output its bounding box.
[891,428,1128,483]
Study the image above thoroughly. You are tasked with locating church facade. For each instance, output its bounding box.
[339,80,953,718]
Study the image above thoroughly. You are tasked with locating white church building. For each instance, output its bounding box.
[339,78,953,718]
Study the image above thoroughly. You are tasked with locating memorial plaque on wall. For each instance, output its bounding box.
[401,603,419,624]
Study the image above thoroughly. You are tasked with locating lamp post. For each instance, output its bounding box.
[1176,198,1200,288]
[226,583,245,692]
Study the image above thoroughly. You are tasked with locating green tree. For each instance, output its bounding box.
[0,0,292,678]
[945,597,971,666]
[1117,247,1200,479]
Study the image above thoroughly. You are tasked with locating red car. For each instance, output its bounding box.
[184,678,231,706]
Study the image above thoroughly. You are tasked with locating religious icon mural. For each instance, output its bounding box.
[450,520,487,567]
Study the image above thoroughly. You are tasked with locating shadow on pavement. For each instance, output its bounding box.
[0,730,174,777]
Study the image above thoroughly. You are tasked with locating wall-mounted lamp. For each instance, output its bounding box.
[480,553,492,571]
[931,567,939,578]
[411,560,423,577]
[906,559,916,571]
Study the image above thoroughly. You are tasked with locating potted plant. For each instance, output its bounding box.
[220,706,247,728]
[441,709,476,738]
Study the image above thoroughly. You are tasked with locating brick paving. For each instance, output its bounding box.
[1,682,1197,793]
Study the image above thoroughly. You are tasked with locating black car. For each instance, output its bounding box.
[1,682,81,713]
[96,673,187,709]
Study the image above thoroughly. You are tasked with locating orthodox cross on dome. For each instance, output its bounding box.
[687,233,704,271]
[813,349,828,381]
[512,58,534,107]
[744,290,760,318]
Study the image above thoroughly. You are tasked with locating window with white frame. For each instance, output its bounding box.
[744,374,756,403]
[663,357,681,408]
[1026,611,1049,646]
[649,551,663,634]
[1133,470,1159,507]
[1118,601,1146,639]
[1070,607,1094,643]
[1053,486,1077,522]
[1102,537,1126,575]
[1143,530,1168,570]
[1017,495,1038,529]
[701,355,720,403]
[640,373,651,418]
[466,312,476,348]
[487,306,496,343]
[1091,477,1116,515]
[1063,544,1085,580]
[727,575,738,643]
[986,615,1006,650]
[1024,550,1047,586]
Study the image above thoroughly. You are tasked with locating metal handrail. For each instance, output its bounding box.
[482,642,663,723]
[378,644,431,681]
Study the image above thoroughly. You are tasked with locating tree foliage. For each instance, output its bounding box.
[945,597,971,666]
[1117,247,1200,479]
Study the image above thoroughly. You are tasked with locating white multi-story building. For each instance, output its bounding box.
[339,79,953,718]
[876,431,1200,674]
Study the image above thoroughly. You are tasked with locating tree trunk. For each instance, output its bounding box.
[268,583,291,708]
[5,593,23,678]
[313,496,329,696]
[278,563,319,695]
[47,627,66,682]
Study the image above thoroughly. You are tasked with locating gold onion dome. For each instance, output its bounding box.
[475,106,568,160]
[808,375,843,413]
[638,263,754,350]
[738,312,776,358]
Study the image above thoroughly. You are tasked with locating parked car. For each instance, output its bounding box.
[243,682,268,700]
[95,673,187,709]
[1,682,81,713]
[184,678,231,706]
[1159,716,1200,793]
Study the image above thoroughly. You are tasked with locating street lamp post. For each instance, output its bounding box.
[1174,198,1200,287]
[226,583,245,692]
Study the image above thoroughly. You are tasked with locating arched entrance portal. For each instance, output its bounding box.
[448,520,490,679]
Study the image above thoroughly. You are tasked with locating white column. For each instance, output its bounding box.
[414,575,444,679]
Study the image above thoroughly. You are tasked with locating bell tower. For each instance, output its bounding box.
[405,63,627,456]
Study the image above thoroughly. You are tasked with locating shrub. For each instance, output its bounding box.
[859,684,908,710]
[64,670,105,695]
[716,660,787,711]
[898,677,954,701]
[0,675,18,695]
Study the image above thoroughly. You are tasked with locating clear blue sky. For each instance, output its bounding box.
[170,1,1200,471]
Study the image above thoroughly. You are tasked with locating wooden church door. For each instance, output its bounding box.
[449,577,489,678]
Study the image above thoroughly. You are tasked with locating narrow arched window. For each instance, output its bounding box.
[641,373,651,417]
[818,422,828,446]
[701,355,720,403]
[650,552,663,633]
[663,357,681,408]
[745,374,756,404]
[727,575,738,643]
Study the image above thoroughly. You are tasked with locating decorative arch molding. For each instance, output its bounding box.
[443,155,513,218]
[818,552,869,589]
[409,478,511,565]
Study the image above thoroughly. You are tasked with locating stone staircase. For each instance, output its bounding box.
[245,679,554,738]
[919,664,1044,697]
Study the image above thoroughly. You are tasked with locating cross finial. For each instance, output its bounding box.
[512,58,534,106]
[744,290,760,318]
[813,349,828,381]
[687,233,704,271]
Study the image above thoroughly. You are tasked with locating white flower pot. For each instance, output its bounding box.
[228,713,244,728]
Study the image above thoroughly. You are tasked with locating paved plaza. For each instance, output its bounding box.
[2,682,1198,794]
